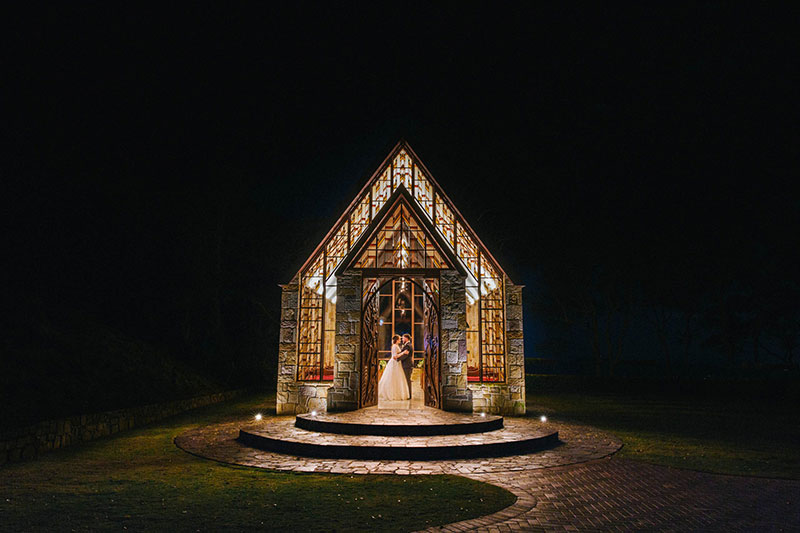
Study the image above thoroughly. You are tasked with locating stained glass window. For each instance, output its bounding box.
[414,166,434,219]
[457,223,479,280]
[372,167,392,216]
[434,193,456,248]
[325,223,348,277]
[354,202,449,269]
[392,150,413,191]
[350,193,371,246]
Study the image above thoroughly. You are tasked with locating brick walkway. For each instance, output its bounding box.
[175,418,800,531]
[429,460,800,532]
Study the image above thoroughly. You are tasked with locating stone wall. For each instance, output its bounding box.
[468,278,526,415]
[276,278,300,414]
[440,270,473,412]
[505,280,526,414]
[296,383,329,414]
[0,390,243,465]
[327,271,361,411]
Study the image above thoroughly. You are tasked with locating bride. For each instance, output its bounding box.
[378,335,410,401]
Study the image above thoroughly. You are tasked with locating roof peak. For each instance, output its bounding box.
[292,142,511,285]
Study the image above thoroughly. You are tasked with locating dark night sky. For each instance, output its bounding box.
[4,3,799,376]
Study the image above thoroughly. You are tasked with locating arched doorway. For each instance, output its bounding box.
[360,276,441,409]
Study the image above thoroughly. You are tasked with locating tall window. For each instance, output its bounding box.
[466,252,506,382]
[298,255,325,380]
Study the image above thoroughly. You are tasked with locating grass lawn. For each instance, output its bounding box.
[527,389,800,479]
[0,394,514,532]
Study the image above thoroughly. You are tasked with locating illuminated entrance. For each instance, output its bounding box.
[359,277,440,409]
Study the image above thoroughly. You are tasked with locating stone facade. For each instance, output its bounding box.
[440,270,473,412]
[0,390,243,465]
[467,277,526,415]
[327,271,361,411]
[276,278,301,414]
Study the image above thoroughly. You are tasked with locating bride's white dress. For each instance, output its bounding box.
[379,345,410,401]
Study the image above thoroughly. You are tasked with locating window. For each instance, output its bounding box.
[467,254,506,382]
[298,254,324,380]
[350,193,371,246]
[371,167,392,216]
[414,166,433,219]
[298,222,348,381]
[354,202,449,269]
[392,150,413,191]
[434,193,456,248]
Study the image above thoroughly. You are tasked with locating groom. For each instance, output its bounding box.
[396,333,414,399]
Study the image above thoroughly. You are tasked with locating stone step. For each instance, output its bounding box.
[295,408,503,436]
[237,418,559,460]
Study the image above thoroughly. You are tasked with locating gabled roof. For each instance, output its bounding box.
[293,140,511,287]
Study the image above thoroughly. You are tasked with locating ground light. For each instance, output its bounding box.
[311,411,317,416]
[255,413,262,421]
[540,415,547,423]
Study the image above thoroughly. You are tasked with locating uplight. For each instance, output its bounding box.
[540,415,547,423]
[480,412,486,418]
[255,413,262,421]
[311,410,317,416]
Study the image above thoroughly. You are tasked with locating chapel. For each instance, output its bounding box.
[277,141,525,415]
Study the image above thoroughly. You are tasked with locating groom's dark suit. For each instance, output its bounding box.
[397,340,414,399]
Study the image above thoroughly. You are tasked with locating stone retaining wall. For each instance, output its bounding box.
[0,389,244,465]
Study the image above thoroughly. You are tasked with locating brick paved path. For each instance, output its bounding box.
[175,419,800,531]
[430,459,800,532]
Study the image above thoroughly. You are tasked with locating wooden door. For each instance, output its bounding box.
[359,283,380,408]
[422,287,441,408]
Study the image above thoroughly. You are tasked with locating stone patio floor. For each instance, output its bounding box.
[175,417,800,531]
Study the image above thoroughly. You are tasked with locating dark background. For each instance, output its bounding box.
[3,3,799,421]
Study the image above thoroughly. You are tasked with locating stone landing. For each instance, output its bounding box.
[295,407,503,436]
[174,417,621,475]
[236,408,558,460]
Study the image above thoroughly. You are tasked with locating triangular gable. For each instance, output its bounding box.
[294,141,510,300]
[344,189,457,271]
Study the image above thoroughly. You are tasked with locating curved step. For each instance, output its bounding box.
[295,410,503,436]
[237,418,559,460]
